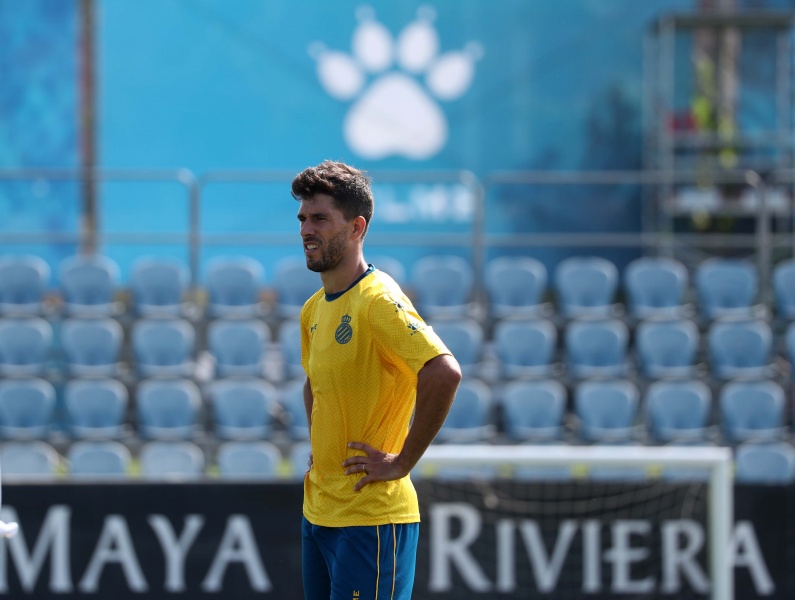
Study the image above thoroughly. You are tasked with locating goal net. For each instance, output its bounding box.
[414,444,733,600]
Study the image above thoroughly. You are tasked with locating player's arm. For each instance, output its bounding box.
[303,376,313,433]
[344,353,461,491]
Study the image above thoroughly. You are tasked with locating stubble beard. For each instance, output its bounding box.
[306,230,347,273]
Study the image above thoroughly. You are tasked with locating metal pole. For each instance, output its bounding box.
[79,0,97,254]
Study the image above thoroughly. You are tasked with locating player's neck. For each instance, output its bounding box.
[320,252,369,296]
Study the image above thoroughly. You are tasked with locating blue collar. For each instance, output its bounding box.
[325,264,375,301]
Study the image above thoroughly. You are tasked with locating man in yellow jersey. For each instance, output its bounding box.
[291,160,462,600]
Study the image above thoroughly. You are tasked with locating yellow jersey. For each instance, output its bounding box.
[300,265,450,527]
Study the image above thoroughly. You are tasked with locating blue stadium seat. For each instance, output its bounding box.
[130,256,191,316]
[410,255,475,318]
[720,379,786,444]
[493,318,557,379]
[58,254,121,316]
[624,256,689,318]
[485,256,548,318]
[64,378,128,439]
[695,257,758,319]
[0,254,50,315]
[565,317,628,378]
[131,317,196,377]
[272,257,322,317]
[0,441,60,480]
[501,379,566,443]
[635,318,699,378]
[575,379,639,442]
[772,258,795,320]
[136,378,202,440]
[554,256,618,317]
[60,317,124,377]
[429,318,484,376]
[0,378,56,440]
[288,441,312,479]
[735,442,795,484]
[67,440,131,479]
[645,379,712,443]
[0,317,52,376]
[707,318,773,379]
[280,378,309,440]
[209,377,278,440]
[205,256,265,317]
[371,256,407,286]
[277,319,304,379]
[436,378,495,443]
[216,440,283,480]
[207,318,271,378]
[139,441,205,480]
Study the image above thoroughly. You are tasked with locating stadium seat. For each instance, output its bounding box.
[371,256,407,286]
[272,256,323,317]
[436,378,495,443]
[553,256,618,317]
[0,441,60,480]
[484,256,548,318]
[205,256,265,317]
[565,317,628,378]
[64,377,129,439]
[209,377,278,440]
[130,256,191,316]
[131,317,196,377]
[410,255,475,318]
[0,378,56,439]
[0,317,53,376]
[772,258,795,320]
[60,317,124,377]
[58,254,121,316]
[428,318,484,376]
[635,317,700,378]
[207,318,271,378]
[0,254,50,315]
[493,318,557,379]
[707,318,773,379]
[735,442,795,484]
[136,378,202,440]
[280,378,309,440]
[720,379,786,444]
[694,257,758,319]
[67,440,131,479]
[624,256,689,318]
[787,323,795,378]
[139,440,205,480]
[288,441,312,479]
[216,440,283,480]
[575,379,639,443]
[501,379,566,442]
[277,319,304,379]
[645,379,712,443]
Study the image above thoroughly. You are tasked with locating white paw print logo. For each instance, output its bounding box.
[310,6,482,160]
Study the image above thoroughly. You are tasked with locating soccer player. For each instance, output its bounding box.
[292,160,462,600]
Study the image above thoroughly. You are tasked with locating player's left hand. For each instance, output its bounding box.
[342,441,407,492]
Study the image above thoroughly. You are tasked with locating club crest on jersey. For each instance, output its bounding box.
[335,314,353,344]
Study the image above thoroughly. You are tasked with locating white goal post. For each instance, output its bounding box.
[420,444,733,600]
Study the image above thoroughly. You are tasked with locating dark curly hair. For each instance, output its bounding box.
[291,161,374,234]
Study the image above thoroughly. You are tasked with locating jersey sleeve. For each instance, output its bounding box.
[368,292,450,375]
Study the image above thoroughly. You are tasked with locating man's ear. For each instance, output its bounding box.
[351,215,367,241]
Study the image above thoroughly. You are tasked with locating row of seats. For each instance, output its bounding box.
[0,439,310,481]
[441,378,794,446]
[0,376,308,442]
[430,315,795,383]
[4,438,793,485]
[3,252,795,323]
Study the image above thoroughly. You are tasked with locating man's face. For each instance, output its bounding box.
[297,193,351,273]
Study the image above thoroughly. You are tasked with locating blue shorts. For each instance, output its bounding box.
[302,516,419,600]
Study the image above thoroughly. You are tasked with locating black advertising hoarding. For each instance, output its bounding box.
[0,481,792,599]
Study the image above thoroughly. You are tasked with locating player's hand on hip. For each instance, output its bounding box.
[343,441,405,492]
